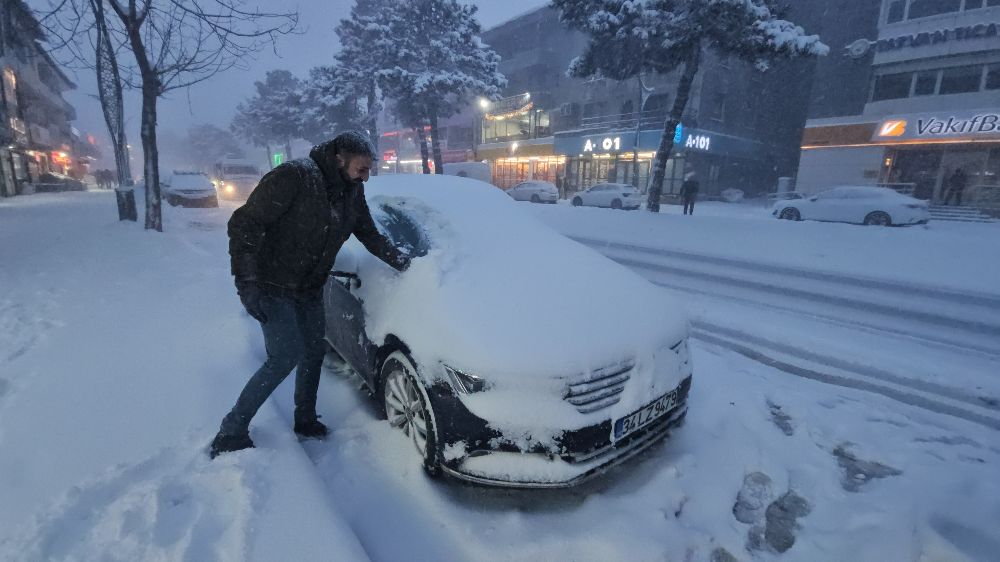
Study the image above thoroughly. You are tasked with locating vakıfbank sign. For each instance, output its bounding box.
[873,110,1000,142]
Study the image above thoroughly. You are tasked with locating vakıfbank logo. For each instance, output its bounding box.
[878,120,907,137]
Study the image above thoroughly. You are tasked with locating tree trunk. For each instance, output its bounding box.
[140,81,162,231]
[265,144,273,169]
[284,139,292,161]
[429,108,444,175]
[646,44,701,212]
[91,0,132,187]
[415,126,431,174]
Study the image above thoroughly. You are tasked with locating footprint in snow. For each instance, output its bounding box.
[0,442,266,562]
[833,443,902,492]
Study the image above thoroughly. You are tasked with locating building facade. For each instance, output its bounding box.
[476,6,819,198]
[0,0,81,198]
[796,0,1000,209]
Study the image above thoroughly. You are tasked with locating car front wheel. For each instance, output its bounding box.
[864,211,892,226]
[611,198,622,209]
[530,194,541,203]
[572,197,583,207]
[381,351,440,476]
[779,207,800,221]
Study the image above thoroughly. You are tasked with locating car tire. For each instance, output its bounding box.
[864,211,892,226]
[530,194,541,203]
[611,199,622,209]
[779,207,800,221]
[572,197,583,207]
[380,351,441,476]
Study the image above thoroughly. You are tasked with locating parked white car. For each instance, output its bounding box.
[571,183,643,210]
[772,186,929,226]
[507,180,558,203]
[163,171,219,208]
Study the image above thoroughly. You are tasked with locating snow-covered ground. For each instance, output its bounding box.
[1,189,998,561]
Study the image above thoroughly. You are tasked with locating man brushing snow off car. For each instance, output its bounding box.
[210,131,411,459]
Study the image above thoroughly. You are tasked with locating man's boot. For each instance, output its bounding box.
[294,416,330,440]
[209,431,254,459]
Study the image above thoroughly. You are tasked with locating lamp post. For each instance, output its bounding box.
[475,97,490,161]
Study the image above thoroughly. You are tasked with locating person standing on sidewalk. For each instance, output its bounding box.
[943,168,967,206]
[680,171,700,215]
[210,131,411,459]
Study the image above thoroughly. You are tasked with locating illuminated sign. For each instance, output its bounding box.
[878,120,907,137]
[272,152,285,167]
[583,136,622,152]
[684,134,712,151]
[873,111,1000,141]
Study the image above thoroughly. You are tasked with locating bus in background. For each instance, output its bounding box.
[212,158,261,200]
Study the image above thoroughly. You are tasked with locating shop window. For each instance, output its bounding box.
[986,64,1000,90]
[987,0,1000,6]
[939,65,982,94]
[887,0,906,22]
[964,0,984,7]
[871,72,911,101]
[907,0,960,19]
[644,94,670,113]
[913,70,938,96]
[582,102,606,119]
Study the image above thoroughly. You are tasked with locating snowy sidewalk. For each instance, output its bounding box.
[0,192,367,561]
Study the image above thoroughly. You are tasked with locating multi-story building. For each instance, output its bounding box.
[796,0,1000,208]
[475,6,819,197]
[0,0,80,197]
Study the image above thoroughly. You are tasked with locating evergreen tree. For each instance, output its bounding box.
[380,0,504,174]
[184,124,244,172]
[231,70,304,163]
[299,65,363,145]
[552,0,828,211]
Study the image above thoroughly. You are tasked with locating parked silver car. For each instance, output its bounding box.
[506,180,559,203]
[571,183,643,210]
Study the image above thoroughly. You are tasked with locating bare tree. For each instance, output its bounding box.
[90,0,132,187]
[100,0,297,230]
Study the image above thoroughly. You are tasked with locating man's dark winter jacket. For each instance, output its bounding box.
[228,141,407,297]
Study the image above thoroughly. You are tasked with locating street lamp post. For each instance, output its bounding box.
[475,97,490,161]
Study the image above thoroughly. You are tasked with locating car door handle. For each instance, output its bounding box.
[330,270,362,289]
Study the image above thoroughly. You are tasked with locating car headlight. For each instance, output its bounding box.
[224,184,235,194]
[444,365,491,394]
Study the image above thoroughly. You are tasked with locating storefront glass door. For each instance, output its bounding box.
[938,147,990,205]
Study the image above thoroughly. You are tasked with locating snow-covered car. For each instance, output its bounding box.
[571,183,642,210]
[772,186,929,226]
[325,174,692,488]
[506,180,559,203]
[163,171,219,208]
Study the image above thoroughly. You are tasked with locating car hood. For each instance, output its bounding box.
[344,175,688,381]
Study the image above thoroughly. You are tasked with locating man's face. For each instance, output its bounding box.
[337,154,373,183]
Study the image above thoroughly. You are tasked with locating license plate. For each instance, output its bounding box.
[613,389,678,441]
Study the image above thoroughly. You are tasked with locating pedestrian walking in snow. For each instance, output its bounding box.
[210,131,412,459]
[943,168,967,206]
[680,172,699,215]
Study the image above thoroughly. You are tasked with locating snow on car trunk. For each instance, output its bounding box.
[342,174,689,431]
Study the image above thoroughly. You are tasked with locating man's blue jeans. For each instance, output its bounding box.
[220,293,325,436]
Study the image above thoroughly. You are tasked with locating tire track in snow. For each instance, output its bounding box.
[692,330,1000,431]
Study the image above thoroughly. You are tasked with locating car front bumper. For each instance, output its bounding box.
[428,375,693,488]
[165,193,219,207]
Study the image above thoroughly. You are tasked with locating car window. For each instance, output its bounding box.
[375,204,429,257]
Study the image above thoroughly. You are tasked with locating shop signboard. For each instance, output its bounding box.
[872,110,1000,142]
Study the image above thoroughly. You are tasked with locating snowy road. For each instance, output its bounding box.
[568,236,1000,431]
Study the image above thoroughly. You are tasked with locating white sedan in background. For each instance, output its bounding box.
[506,180,559,203]
[571,183,643,210]
[772,186,930,226]
[163,171,219,208]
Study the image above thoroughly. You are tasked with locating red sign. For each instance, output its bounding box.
[382,150,397,161]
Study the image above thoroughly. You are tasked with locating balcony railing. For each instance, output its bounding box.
[579,110,670,131]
